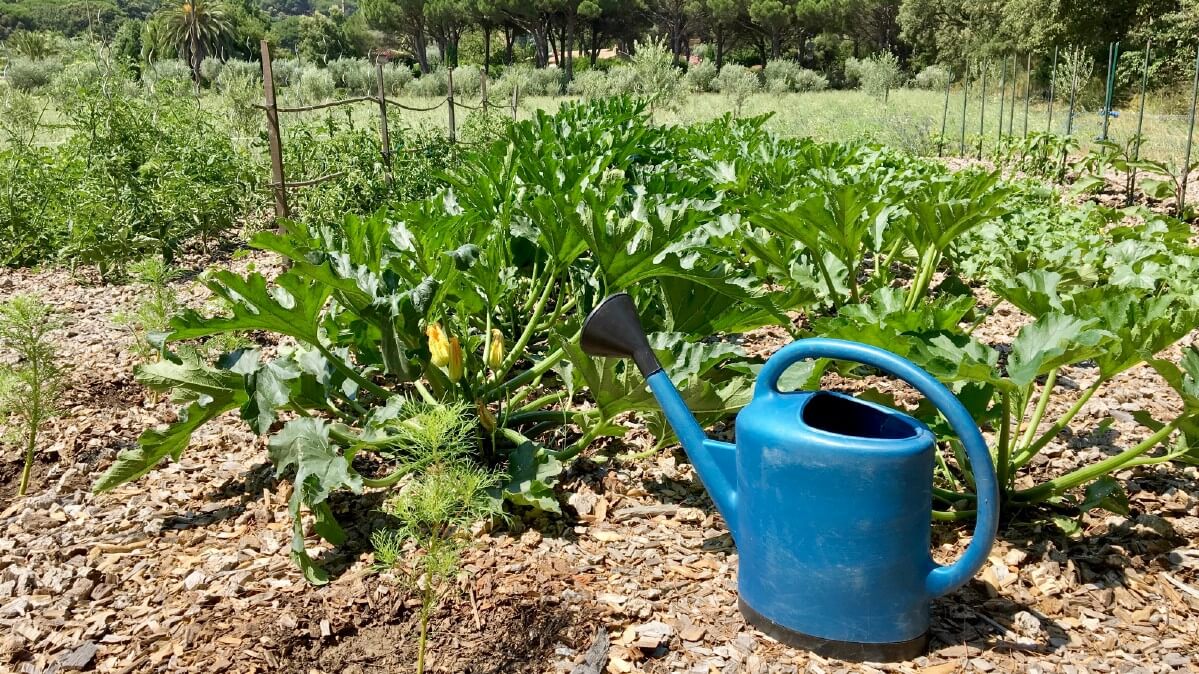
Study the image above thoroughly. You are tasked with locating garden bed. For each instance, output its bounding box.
[2,255,1197,674]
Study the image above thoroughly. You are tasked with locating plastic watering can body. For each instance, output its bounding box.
[580,295,999,662]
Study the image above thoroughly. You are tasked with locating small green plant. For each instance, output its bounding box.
[113,258,184,362]
[371,406,501,674]
[683,60,718,93]
[713,64,761,118]
[630,36,682,113]
[0,296,66,497]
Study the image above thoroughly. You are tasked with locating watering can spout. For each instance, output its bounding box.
[580,294,739,532]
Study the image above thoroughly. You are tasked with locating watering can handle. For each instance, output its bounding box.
[756,337,999,599]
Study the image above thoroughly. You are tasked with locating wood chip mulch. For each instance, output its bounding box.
[2,255,1198,674]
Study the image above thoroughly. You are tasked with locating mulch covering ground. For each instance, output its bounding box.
[2,252,1198,674]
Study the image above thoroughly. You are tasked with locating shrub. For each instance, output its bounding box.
[409,68,448,97]
[913,65,952,90]
[143,59,192,88]
[272,58,302,87]
[460,108,512,144]
[49,61,104,101]
[567,69,610,97]
[851,52,902,98]
[298,66,335,101]
[793,68,829,92]
[382,63,412,95]
[527,65,563,95]
[684,60,718,92]
[450,65,484,96]
[328,57,374,95]
[5,57,56,92]
[630,37,681,107]
[200,58,223,85]
[713,64,760,117]
[491,64,560,98]
[605,65,638,96]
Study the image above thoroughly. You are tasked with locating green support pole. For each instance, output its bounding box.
[997,57,1007,148]
[1047,46,1058,133]
[1180,46,1199,217]
[978,61,987,160]
[1023,52,1032,137]
[1129,40,1151,205]
[1102,42,1120,141]
[960,61,970,155]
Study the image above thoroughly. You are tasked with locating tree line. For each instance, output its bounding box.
[2,0,1197,90]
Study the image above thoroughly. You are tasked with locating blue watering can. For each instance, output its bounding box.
[580,294,999,661]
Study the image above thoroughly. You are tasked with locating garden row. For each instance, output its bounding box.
[87,98,1199,585]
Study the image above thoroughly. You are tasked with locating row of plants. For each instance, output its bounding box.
[0,69,465,278]
[92,97,1199,582]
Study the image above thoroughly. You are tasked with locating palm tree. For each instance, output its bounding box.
[160,0,233,87]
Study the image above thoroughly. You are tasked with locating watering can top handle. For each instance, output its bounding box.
[757,337,1000,599]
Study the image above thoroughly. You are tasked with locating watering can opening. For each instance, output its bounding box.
[799,391,921,441]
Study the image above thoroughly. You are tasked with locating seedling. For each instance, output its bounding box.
[372,462,501,674]
[113,257,183,362]
[0,295,66,496]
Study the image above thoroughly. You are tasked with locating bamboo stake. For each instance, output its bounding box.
[260,40,288,219]
[375,58,393,184]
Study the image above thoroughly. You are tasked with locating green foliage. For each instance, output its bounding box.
[912,64,950,90]
[296,64,335,101]
[683,59,718,93]
[5,57,56,92]
[763,59,827,93]
[848,52,902,98]
[112,258,184,362]
[0,295,65,497]
[630,36,682,109]
[712,64,759,116]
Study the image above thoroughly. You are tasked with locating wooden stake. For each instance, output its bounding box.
[375,58,393,184]
[260,40,288,220]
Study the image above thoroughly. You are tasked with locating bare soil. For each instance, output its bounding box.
[1,253,1198,674]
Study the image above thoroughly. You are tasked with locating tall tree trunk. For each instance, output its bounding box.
[715,27,724,69]
[589,25,600,65]
[563,15,575,82]
[771,32,780,60]
[414,30,430,73]
[532,24,548,67]
[504,27,515,65]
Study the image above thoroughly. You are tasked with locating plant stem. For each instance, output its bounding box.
[18,425,35,497]
[483,344,569,401]
[315,342,391,400]
[1013,378,1102,467]
[493,272,557,383]
[1013,420,1178,504]
[996,390,1012,491]
[551,422,607,462]
[515,390,565,415]
[932,508,977,521]
[1018,370,1058,450]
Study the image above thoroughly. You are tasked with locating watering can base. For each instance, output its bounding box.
[738,599,928,662]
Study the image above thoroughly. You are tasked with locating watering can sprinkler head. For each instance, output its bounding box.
[580,293,662,377]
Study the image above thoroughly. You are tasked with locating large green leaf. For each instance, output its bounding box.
[1007,313,1110,388]
[169,270,332,346]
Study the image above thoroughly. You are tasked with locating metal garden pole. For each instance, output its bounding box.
[960,62,969,155]
[1009,52,1018,136]
[447,66,457,143]
[1102,42,1120,141]
[1047,46,1058,133]
[1065,59,1078,137]
[938,71,951,157]
[1023,52,1032,136]
[1180,45,1199,217]
[260,40,288,219]
[978,61,987,159]
[997,56,1008,147]
[1129,40,1151,204]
